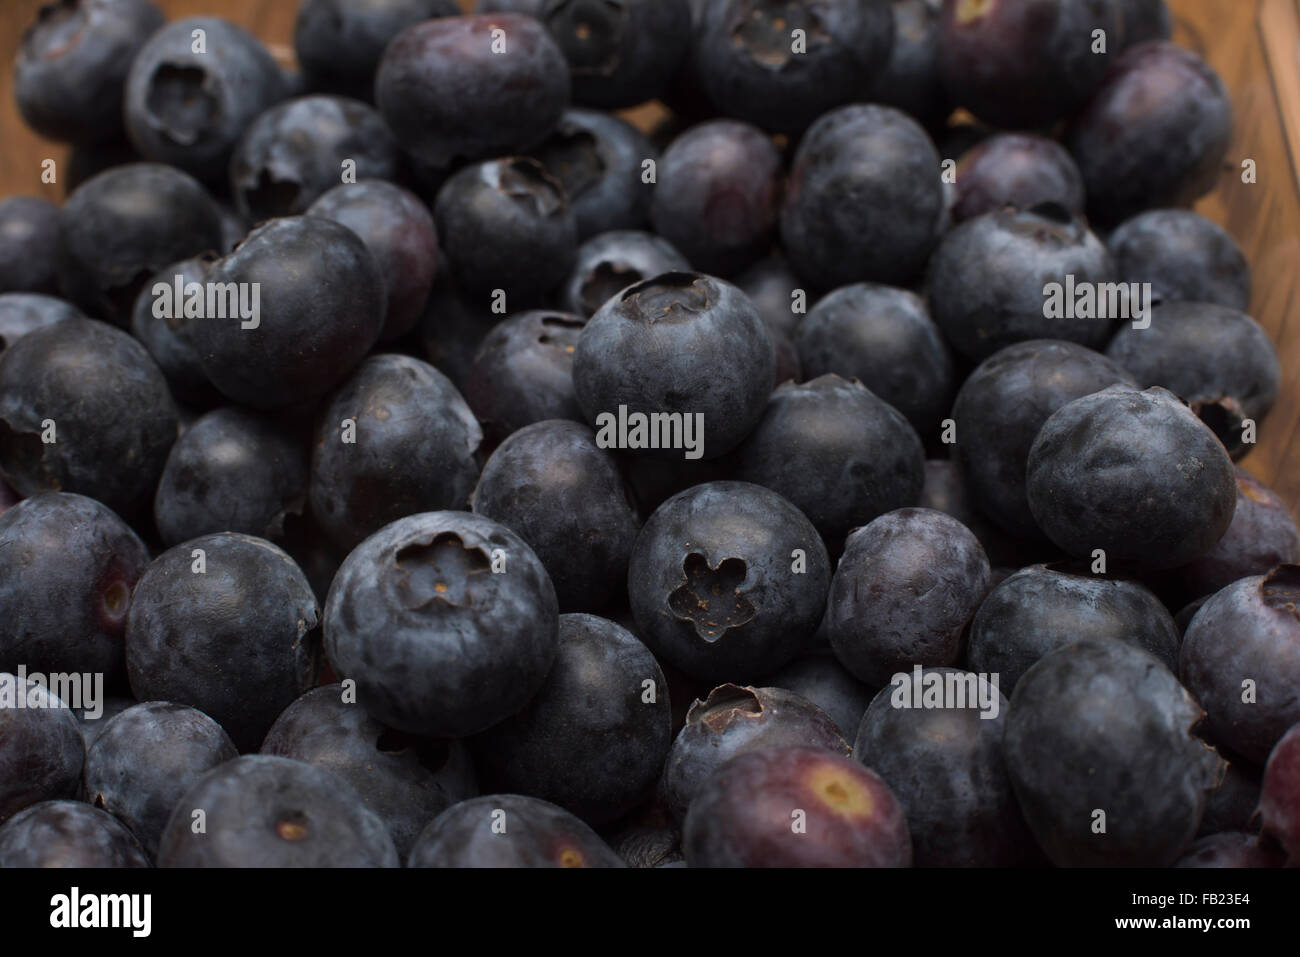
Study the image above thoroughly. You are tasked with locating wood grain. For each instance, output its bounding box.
[0,0,1297,512]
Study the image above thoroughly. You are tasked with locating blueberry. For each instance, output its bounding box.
[951,133,1086,224]
[763,652,873,742]
[0,800,149,867]
[684,745,912,867]
[1106,209,1251,311]
[472,614,671,824]
[1198,754,1263,838]
[57,163,223,326]
[124,18,288,183]
[83,701,238,859]
[375,14,570,168]
[826,508,990,688]
[951,340,1137,541]
[261,684,477,860]
[472,421,639,612]
[189,216,386,410]
[650,119,782,277]
[434,157,578,308]
[1180,566,1300,765]
[937,0,1117,129]
[417,273,497,394]
[230,95,402,222]
[14,0,165,146]
[731,375,926,547]
[1067,42,1233,226]
[0,292,83,357]
[1174,832,1284,869]
[0,319,178,517]
[530,109,658,240]
[628,481,829,682]
[917,459,1021,566]
[324,511,559,738]
[1116,0,1172,49]
[1259,722,1300,864]
[293,0,460,101]
[125,533,322,752]
[692,0,894,134]
[154,407,308,547]
[0,197,60,294]
[561,231,689,318]
[853,669,1034,866]
[661,684,849,823]
[306,181,439,341]
[619,452,733,518]
[967,562,1179,694]
[408,794,624,867]
[795,285,954,436]
[157,754,399,867]
[1026,385,1237,569]
[610,822,684,868]
[869,0,948,128]
[1004,639,1224,866]
[73,695,136,750]
[781,105,943,290]
[733,254,804,340]
[129,255,222,407]
[0,676,85,823]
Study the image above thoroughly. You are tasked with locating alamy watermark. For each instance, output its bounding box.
[0,665,103,718]
[152,274,260,329]
[594,405,705,460]
[1043,275,1153,329]
[888,665,1001,720]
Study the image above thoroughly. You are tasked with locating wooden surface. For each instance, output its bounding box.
[1,0,1298,512]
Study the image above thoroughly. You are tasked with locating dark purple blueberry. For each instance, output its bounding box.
[1116,0,1171,49]
[1106,209,1251,311]
[733,254,804,339]
[1259,722,1300,863]
[310,355,482,552]
[157,755,399,866]
[408,794,623,867]
[0,318,178,518]
[126,534,322,752]
[0,800,148,867]
[870,0,948,128]
[0,197,60,294]
[73,695,136,750]
[561,231,689,318]
[0,676,85,823]
[1026,386,1237,569]
[418,273,496,393]
[826,509,990,688]
[917,459,1021,567]
[471,421,639,612]
[129,255,220,405]
[375,14,570,168]
[0,293,83,357]
[951,133,1086,223]
[764,652,873,741]
[1174,832,1284,869]
[627,481,829,682]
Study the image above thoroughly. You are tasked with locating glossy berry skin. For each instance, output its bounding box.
[1067,42,1233,226]
[951,133,1086,224]
[154,407,308,548]
[0,319,178,517]
[572,272,774,460]
[1005,640,1223,867]
[126,534,322,752]
[293,0,460,101]
[0,801,148,867]
[937,0,1117,129]
[951,340,1136,541]
[129,256,219,405]
[967,563,1179,694]
[325,511,558,738]
[83,702,238,858]
[1180,567,1300,765]
[473,614,670,824]
[124,18,287,183]
[472,421,639,612]
[13,0,165,146]
[409,794,624,867]
[1027,386,1237,570]
[1116,0,1172,48]
[157,755,398,867]
[795,285,954,436]
[0,494,148,687]
[1174,832,1284,869]
[661,684,849,823]
[0,677,85,824]
[375,14,570,168]
[434,158,578,307]
[310,355,482,552]
[560,232,689,318]
[782,105,943,290]
[684,745,912,868]
[0,293,83,357]
[764,652,873,742]
[628,481,830,682]
[650,120,782,278]
[854,669,1034,866]
[870,0,948,128]
[1259,722,1300,863]
[261,685,477,861]
[0,197,59,294]
[827,509,990,688]
[1106,209,1251,311]
[530,109,657,240]
[57,164,223,326]
[692,0,894,134]
[732,375,926,547]
[190,216,386,410]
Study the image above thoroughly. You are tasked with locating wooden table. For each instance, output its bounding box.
[1,0,1298,512]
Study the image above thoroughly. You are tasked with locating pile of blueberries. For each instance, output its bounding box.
[0,0,1297,869]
